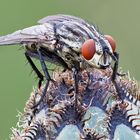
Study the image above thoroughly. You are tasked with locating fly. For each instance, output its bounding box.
[0,14,119,109]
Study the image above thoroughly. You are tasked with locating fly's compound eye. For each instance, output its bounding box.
[105,35,116,52]
[81,39,96,60]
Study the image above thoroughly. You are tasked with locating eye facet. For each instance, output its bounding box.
[105,35,116,52]
[81,39,96,60]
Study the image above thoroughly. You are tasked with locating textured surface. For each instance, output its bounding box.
[10,68,140,140]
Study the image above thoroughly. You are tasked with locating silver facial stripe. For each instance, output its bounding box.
[95,42,103,54]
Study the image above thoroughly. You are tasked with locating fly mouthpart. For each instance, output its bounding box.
[98,53,112,68]
[99,63,110,69]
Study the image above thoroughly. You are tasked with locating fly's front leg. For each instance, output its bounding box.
[112,52,125,98]
[112,52,126,81]
[112,52,119,81]
[25,52,44,88]
[32,48,51,109]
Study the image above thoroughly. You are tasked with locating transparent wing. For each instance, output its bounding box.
[0,25,48,46]
[38,14,87,24]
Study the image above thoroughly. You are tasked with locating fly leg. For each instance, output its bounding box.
[31,48,51,109]
[111,52,119,81]
[111,52,124,97]
[72,62,80,119]
[25,52,44,88]
[112,52,126,80]
[73,68,78,110]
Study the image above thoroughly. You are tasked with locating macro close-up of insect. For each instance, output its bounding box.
[1,1,140,139]
[0,14,118,109]
[0,15,140,140]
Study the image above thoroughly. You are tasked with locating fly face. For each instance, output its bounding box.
[81,35,116,68]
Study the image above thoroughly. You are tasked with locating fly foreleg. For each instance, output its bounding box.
[112,52,126,81]
[31,48,51,109]
[112,52,119,81]
[25,52,44,88]
[112,52,125,98]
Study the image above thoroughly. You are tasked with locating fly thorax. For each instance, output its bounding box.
[55,44,81,68]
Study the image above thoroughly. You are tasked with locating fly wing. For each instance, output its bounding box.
[38,14,88,25]
[0,25,48,46]
[0,30,36,46]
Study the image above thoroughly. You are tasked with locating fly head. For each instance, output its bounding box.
[81,34,117,69]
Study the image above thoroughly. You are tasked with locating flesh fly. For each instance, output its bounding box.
[0,15,119,108]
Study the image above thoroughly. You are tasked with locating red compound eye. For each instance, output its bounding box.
[81,39,96,60]
[105,35,116,52]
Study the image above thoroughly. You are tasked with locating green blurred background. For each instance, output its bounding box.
[0,0,140,139]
